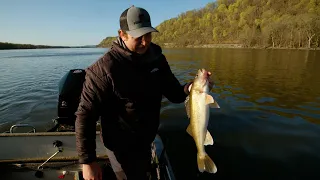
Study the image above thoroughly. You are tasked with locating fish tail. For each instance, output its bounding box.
[197,153,217,174]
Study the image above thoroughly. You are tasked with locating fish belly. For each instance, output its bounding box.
[191,92,208,154]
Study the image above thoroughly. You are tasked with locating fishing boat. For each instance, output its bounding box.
[0,69,175,180]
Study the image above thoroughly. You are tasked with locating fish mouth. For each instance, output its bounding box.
[195,69,211,88]
[199,69,211,77]
[200,68,206,74]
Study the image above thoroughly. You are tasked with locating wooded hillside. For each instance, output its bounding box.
[97,37,117,48]
[99,0,320,49]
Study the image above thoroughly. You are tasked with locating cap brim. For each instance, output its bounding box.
[126,27,159,38]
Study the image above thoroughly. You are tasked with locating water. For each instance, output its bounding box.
[0,48,103,130]
[0,48,320,179]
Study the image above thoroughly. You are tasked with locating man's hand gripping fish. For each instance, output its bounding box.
[185,68,220,174]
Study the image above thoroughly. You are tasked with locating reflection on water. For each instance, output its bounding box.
[163,48,320,124]
[0,48,319,179]
[160,48,320,179]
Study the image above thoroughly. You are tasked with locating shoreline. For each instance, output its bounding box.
[2,44,319,51]
[160,43,320,50]
[0,42,97,50]
[0,46,97,51]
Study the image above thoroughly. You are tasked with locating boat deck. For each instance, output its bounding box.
[1,160,117,180]
[0,131,171,180]
[0,131,117,179]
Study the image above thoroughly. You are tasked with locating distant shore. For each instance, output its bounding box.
[0,42,97,50]
[2,41,319,51]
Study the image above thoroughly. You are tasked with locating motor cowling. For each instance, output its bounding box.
[56,69,86,126]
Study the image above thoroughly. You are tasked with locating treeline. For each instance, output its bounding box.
[97,37,117,48]
[0,42,70,50]
[99,0,320,49]
[152,0,320,48]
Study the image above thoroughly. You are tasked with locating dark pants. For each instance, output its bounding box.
[112,145,152,180]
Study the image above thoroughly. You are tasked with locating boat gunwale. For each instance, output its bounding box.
[0,131,100,137]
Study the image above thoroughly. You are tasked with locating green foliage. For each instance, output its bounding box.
[99,0,320,48]
[96,37,117,48]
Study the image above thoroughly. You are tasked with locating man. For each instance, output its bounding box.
[75,5,211,180]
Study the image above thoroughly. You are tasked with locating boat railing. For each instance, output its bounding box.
[1,123,37,134]
[9,123,36,133]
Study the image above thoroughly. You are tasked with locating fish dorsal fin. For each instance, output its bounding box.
[204,130,214,146]
[186,124,193,137]
[185,95,191,119]
[205,94,214,105]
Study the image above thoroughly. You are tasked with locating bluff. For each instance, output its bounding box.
[98,0,320,49]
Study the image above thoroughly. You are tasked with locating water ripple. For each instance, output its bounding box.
[0,48,319,179]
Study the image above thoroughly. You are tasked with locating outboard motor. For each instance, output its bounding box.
[54,69,86,129]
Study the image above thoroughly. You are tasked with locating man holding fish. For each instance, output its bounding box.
[75,5,219,180]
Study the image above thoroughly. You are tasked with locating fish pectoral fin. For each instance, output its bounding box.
[205,94,215,105]
[204,130,214,146]
[186,124,193,137]
[205,94,220,109]
[209,101,220,109]
[185,96,191,118]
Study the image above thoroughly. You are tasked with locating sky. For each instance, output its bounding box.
[0,0,214,46]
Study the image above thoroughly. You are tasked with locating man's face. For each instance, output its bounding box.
[121,31,152,54]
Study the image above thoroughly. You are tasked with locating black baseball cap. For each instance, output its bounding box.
[120,6,158,38]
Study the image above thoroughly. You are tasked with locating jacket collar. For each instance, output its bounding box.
[110,36,162,66]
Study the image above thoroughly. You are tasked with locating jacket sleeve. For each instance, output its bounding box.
[75,67,109,164]
[160,55,192,103]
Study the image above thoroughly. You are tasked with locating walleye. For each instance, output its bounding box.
[185,68,219,174]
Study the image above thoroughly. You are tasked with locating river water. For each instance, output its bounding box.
[0,48,319,179]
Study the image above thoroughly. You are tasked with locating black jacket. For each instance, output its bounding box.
[75,39,190,164]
